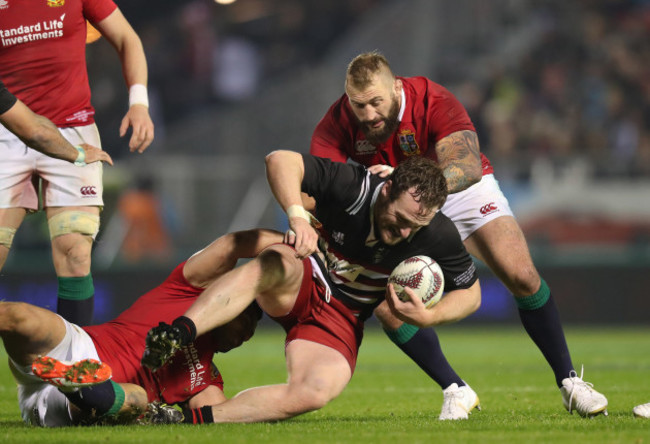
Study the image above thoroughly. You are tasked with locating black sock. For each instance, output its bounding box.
[172,316,197,346]
[57,296,94,326]
[397,328,464,389]
[62,380,125,417]
[518,293,574,387]
[182,406,214,424]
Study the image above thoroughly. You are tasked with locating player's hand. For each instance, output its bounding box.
[368,164,394,178]
[385,283,432,328]
[284,217,319,259]
[79,143,113,166]
[120,104,154,153]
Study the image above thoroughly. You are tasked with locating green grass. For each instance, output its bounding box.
[1,325,649,443]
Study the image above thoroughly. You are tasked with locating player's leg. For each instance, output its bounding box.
[185,339,352,423]
[142,243,304,370]
[66,382,148,425]
[0,207,26,270]
[373,303,479,419]
[40,124,103,326]
[0,301,67,365]
[464,215,608,417]
[47,205,99,326]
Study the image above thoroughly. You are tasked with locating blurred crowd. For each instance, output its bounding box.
[87,0,649,177]
[87,0,381,156]
[451,0,650,181]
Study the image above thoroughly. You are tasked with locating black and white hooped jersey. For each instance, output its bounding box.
[301,154,477,319]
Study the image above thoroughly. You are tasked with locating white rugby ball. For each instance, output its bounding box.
[388,255,444,308]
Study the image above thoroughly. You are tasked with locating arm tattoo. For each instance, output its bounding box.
[434,130,482,193]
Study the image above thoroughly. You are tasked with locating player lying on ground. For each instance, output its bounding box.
[141,153,482,423]
[0,229,279,427]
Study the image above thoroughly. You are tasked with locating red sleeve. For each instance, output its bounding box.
[427,82,475,143]
[310,97,351,163]
[83,0,118,23]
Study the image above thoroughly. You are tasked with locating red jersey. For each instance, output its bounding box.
[311,76,493,174]
[84,263,225,404]
[0,0,117,127]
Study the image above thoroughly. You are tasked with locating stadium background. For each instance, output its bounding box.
[1,0,649,325]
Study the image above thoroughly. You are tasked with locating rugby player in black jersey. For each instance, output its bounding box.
[142,151,481,423]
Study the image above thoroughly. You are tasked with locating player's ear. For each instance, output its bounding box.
[394,78,402,96]
[382,180,392,198]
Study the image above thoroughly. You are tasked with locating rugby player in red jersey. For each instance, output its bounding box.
[309,51,607,419]
[0,0,153,325]
[1,229,276,426]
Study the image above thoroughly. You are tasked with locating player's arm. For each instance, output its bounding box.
[265,150,320,258]
[0,98,113,165]
[386,279,481,327]
[183,229,285,288]
[94,8,154,153]
[434,130,482,193]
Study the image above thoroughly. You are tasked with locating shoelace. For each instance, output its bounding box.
[566,365,594,414]
[442,387,466,414]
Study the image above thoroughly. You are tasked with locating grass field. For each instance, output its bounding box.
[0,325,648,443]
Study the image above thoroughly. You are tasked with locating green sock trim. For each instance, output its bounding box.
[57,274,94,301]
[515,278,550,310]
[104,381,126,417]
[384,323,419,345]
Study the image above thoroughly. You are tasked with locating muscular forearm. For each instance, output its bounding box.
[2,102,78,162]
[434,130,483,193]
[424,280,481,326]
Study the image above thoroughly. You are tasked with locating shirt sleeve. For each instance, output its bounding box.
[83,0,118,23]
[427,82,475,143]
[309,97,352,163]
[301,154,368,207]
[0,81,18,115]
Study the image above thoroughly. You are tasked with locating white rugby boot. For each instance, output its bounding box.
[439,382,481,420]
[633,402,650,418]
[560,366,608,418]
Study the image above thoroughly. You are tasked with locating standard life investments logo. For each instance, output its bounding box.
[0,14,66,47]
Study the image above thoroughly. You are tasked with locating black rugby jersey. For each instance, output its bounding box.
[301,154,477,318]
[0,79,18,115]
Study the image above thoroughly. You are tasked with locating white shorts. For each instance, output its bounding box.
[0,124,103,210]
[9,316,100,427]
[441,174,514,241]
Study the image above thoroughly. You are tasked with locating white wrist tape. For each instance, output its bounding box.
[74,145,86,166]
[286,205,310,222]
[129,84,149,108]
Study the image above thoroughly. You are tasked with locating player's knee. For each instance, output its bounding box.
[48,211,100,241]
[0,302,32,334]
[288,381,336,413]
[0,227,17,250]
[374,302,404,330]
[509,266,541,297]
[256,246,298,293]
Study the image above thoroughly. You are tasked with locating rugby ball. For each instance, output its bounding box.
[388,256,444,308]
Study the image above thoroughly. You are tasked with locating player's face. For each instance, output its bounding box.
[346,75,401,145]
[375,185,437,246]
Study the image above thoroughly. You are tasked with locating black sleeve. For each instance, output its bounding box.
[301,154,369,208]
[0,80,18,115]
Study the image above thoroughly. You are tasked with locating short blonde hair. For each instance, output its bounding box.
[346,51,395,89]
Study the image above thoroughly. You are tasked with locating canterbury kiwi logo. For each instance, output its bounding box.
[80,186,97,196]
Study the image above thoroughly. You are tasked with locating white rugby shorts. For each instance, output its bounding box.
[441,174,514,241]
[0,124,103,210]
[9,316,100,427]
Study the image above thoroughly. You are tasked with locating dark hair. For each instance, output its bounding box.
[346,51,394,89]
[389,156,448,210]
